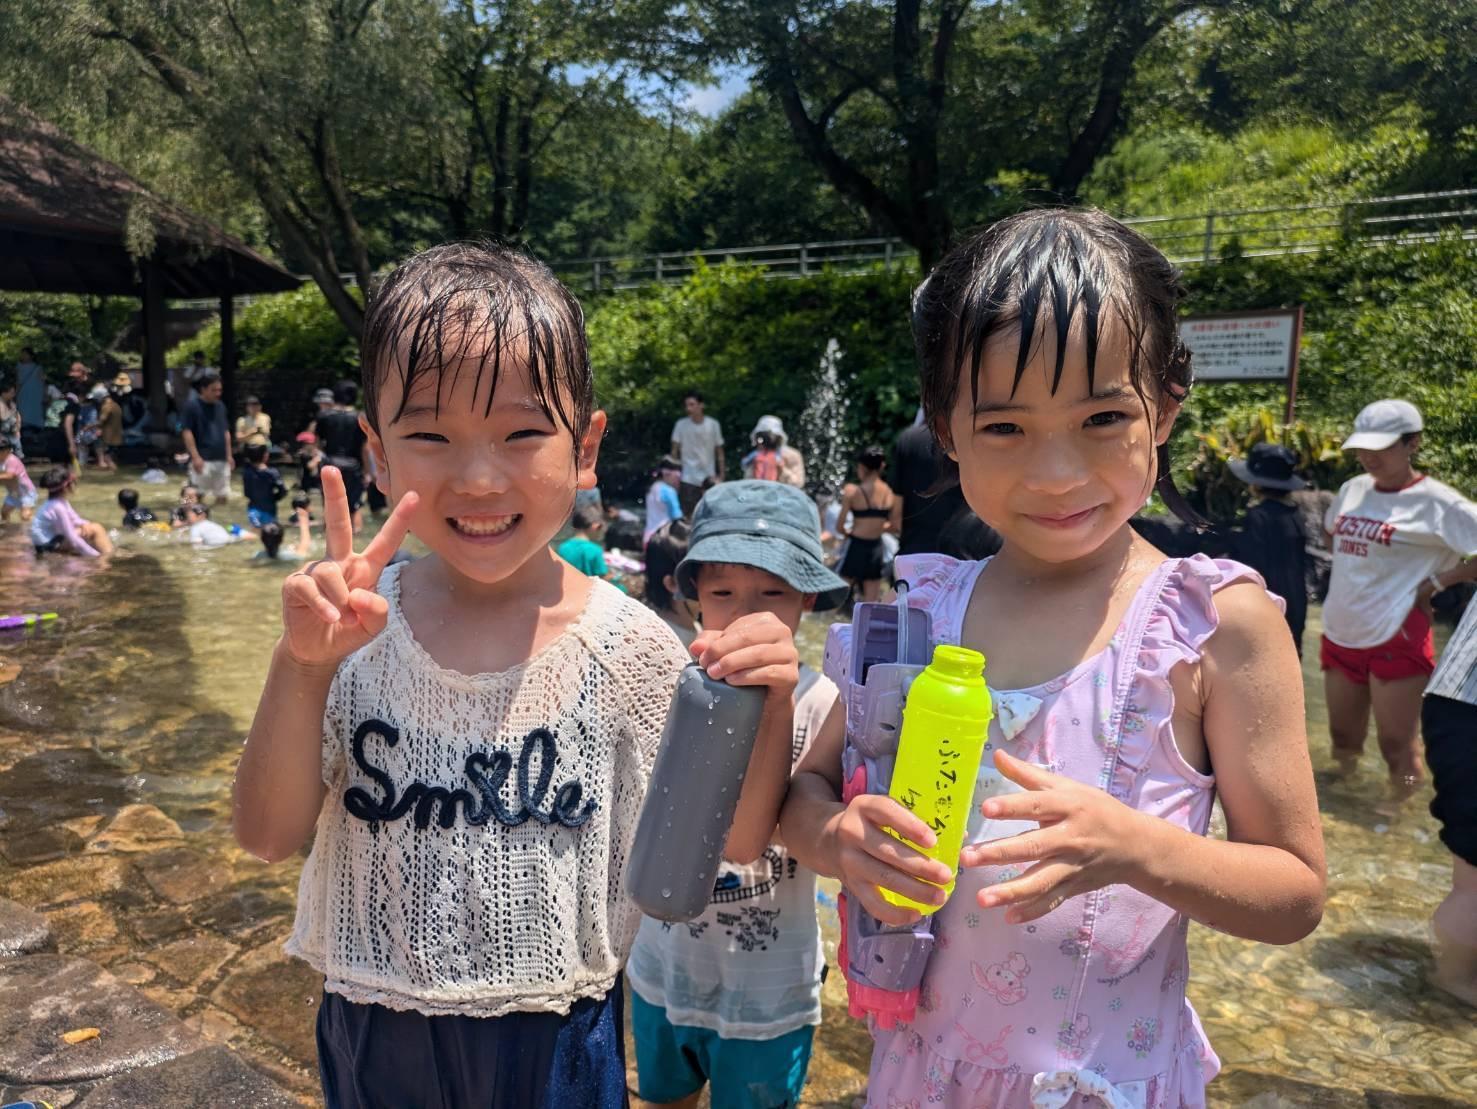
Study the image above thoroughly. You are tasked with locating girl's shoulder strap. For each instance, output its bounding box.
[1134,554,1276,682]
[894,553,989,648]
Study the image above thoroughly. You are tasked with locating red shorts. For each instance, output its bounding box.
[1320,606,1435,685]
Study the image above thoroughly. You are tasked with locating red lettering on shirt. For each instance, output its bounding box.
[1333,515,1396,547]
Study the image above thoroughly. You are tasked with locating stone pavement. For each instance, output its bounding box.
[0,897,300,1107]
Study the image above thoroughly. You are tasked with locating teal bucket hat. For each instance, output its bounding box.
[676,480,851,611]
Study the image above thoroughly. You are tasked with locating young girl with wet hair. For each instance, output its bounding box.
[781,209,1325,1108]
[233,242,802,1108]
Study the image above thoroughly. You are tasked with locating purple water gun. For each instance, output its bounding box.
[0,613,58,630]
[822,583,937,1028]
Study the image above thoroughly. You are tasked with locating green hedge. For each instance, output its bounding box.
[588,263,919,493]
[167,283,359,390]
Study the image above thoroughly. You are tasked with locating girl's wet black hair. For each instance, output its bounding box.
[911,207,1206,529]
[856,444,887,473]
[645,518,692,613]
[360,241,594,452]
[259,521,284,557]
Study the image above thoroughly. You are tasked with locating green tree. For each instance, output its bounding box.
[697,0,1244,269]
[0,0,700,337]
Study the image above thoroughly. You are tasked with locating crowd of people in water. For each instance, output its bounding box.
[2,209,1476,1109]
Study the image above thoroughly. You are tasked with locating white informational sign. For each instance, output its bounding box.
[1181,309,1302,382]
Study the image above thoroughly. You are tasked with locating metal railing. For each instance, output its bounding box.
[552,188,1477,292]
[178,188,1476,308]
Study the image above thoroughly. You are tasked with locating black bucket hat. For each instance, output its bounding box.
[1228,443,1306,492]
[676,480,851,611]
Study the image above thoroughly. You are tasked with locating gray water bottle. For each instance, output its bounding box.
[628,663,768,921]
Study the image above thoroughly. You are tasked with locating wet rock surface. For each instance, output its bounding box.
[0,954,205,1083]
[75,1045,299,1108]
[0,897,52,956]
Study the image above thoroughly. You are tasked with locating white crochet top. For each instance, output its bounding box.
[285,563,690,1017]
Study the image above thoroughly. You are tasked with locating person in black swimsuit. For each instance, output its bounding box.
[838,444,899,602]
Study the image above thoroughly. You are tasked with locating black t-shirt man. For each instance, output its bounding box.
[316,407,368,510]
[1235,497,1309,653]
[182,394,229,461]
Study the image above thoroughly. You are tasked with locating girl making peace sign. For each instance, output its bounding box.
[233,243,802,1108]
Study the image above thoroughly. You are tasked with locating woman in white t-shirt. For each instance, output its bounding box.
[1321,400,1477,789]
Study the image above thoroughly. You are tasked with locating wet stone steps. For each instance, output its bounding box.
[0,901,298,1107]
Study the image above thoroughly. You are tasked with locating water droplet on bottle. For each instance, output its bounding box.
[662,785,669,794]
[725,727,734,735]
[660,887,672,899]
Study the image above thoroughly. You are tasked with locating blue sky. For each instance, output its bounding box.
[684,65,753,116]
[572,62,753,119]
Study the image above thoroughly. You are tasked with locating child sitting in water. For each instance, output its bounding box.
[232,241,800,1107]
[118,488,157,530]
[31,467,112,556]
[626,481,845,1109]
[0,438,36,523]
[253,519,311,562]
[177,503,241,548]
[179,482,202,507]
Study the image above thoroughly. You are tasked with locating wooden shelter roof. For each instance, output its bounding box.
[0,96,300,298]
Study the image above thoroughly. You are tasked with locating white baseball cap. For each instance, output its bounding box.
[1341,399,1423,451]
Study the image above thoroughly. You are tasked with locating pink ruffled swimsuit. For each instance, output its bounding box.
[866,553,1271,1109]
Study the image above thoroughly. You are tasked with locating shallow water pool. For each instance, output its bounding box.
[0,467,1473,1106]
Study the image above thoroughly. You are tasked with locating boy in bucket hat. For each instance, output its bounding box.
[1230,442,1310,655]
[626,480,844,1109]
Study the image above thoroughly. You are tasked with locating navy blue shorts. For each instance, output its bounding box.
[316,987,628,1109]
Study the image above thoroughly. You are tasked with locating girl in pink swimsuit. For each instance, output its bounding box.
[781,209,1326,1108]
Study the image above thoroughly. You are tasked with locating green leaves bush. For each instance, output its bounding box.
[168,283,359,392]
[587,262,919,493]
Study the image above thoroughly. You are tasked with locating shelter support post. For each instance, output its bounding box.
[142,260,167,431]
[220,293,237,423]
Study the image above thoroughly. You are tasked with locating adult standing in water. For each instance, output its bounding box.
[670,389,724,517]
[746,414,807,487]
[182,372,234,504]
[838,444,899,603]
[316,380,370,534]
[1321,399,1477,790]
[14,347,44,437]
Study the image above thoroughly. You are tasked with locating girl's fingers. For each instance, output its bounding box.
[993,749,1063,791]
[710,657,797,689]
[851,883,927,928]
[285,572,341,624]
[861,825,953,887]
[960,825,1063,869]
[841,856,939,920]
[347,588,390,636]
[856,795,939,852]
[359,491,419,573]
[320,467,354,562]
[309,559,353,610]
[979,787,1069,824]
[977,860,1076,912]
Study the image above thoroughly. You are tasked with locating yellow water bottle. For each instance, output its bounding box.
[882,644,993,914]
